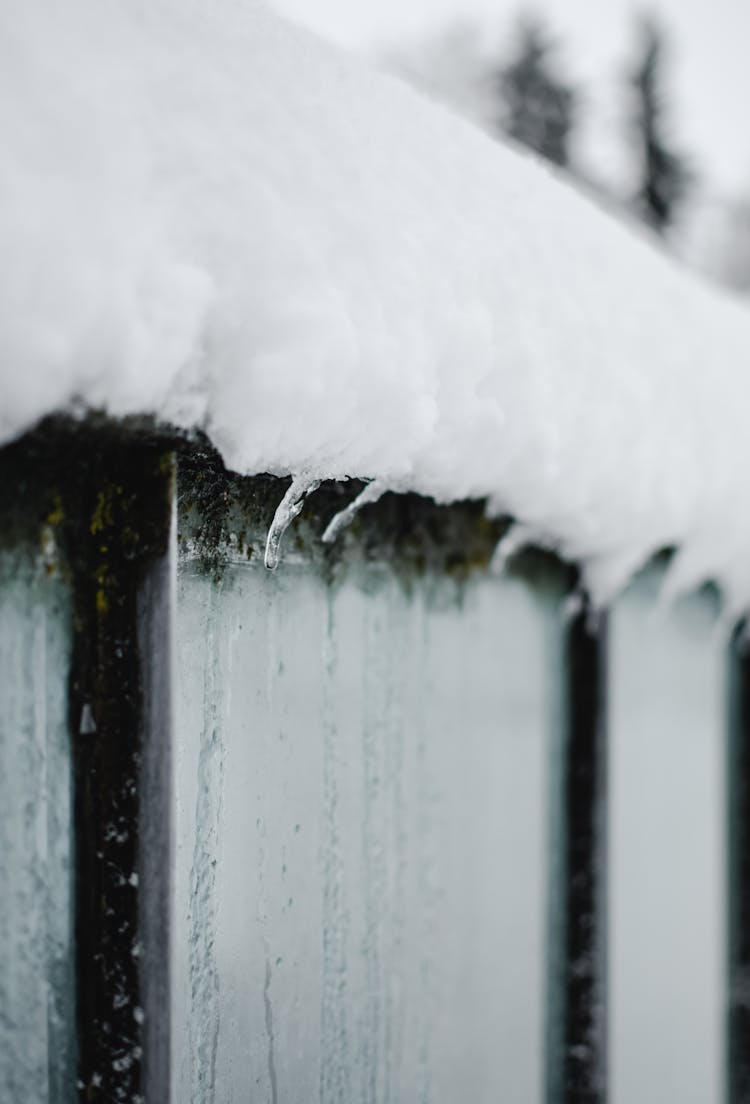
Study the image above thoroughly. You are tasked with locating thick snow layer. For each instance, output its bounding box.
[3,0,750,610]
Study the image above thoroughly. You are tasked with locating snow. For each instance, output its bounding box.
[3,0,750,610]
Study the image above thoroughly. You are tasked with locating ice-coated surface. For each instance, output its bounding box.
[0,552,75,1104]
[4,1,750,609]
[172,559,562,1103]
[609,567,725,1104]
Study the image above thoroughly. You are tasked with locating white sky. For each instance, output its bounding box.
[271,0,750,198]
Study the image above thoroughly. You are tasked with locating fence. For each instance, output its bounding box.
[0,421,744,1103]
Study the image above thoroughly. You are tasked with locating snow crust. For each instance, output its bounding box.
[3,0,750,610]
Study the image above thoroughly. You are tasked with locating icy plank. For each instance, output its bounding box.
[0,551,74,1104]
[173,558,562,1103]
[609,566,724,1104]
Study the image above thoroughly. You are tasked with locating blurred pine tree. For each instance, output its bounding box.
[629,19,693,232]
[496,18,577,169]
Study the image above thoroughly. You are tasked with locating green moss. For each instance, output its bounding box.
[0,415,571,597]
[175,436,571,596]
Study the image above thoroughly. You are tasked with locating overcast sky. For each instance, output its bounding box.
[271,0,750,200]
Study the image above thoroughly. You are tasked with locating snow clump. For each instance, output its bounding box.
[2,0,750,610]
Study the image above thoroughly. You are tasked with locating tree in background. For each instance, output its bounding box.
[495,18,578,169]
[629,18,692,232]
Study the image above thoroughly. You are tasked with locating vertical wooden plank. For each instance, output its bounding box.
[548,595,608,1104]
[728,624,750,1104]
[0,542,75,1103]
[60,434,174,1104]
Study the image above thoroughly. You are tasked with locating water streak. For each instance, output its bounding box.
[186,585,224,1104]
[319,594,351,1104]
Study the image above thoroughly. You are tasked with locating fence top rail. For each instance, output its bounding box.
[3,418,728,621]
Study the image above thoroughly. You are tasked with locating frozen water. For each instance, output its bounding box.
[264,476,321,569]
[321,480,388,544]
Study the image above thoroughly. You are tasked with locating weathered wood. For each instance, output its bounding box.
[59,435,174,1104]
[548,595,608,1104]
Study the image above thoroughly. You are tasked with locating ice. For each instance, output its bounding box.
[321,480,388,544]
[3,0,750,608]
[490,522,553,575]
[264,476,321,570]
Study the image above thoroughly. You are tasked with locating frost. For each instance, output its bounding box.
[264,477,321,570]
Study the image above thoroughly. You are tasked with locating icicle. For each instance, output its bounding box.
[264,475,321,570]
[562,588,585,624]
[322,479,387,544]
[489,522,538,575]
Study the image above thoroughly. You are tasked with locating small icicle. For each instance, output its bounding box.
[265,475,321,570]
[322,479,387,544]
[562,588,585,624]
[489,522,538,575]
